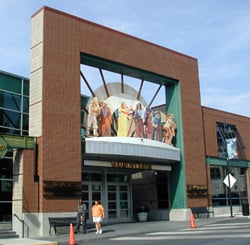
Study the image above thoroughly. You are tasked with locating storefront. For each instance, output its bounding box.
[82,136,179,222]
[0,6,248,238]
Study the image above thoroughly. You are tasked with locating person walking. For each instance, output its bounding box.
[74,199,87,234]
[91,200,105,234]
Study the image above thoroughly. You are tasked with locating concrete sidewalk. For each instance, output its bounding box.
[0,216,247,245]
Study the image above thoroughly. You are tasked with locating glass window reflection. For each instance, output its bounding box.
[0,91,21,111]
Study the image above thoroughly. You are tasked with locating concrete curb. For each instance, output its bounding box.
[0,238,58,245]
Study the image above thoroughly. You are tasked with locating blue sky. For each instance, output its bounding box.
[0,0,249,117]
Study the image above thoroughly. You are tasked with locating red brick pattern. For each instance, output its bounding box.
[27,7,250,213]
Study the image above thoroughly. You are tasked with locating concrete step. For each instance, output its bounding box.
[0,230,19,239]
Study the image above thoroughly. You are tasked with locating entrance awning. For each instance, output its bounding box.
[83,137,180,165]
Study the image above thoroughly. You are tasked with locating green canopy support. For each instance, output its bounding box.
[0,134,36,158]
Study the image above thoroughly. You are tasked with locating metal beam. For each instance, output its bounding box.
[0,134,36,158]
[206,156,250,167]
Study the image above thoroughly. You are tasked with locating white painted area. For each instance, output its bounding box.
[85,137,180,163]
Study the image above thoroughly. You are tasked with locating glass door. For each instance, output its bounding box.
[82,183,102,220]
[107,184,117,219]
[119,184,130,219]
[106,173,130,222]
[82,171,131,222]
[82,172,103,220]
[107,183,130,221]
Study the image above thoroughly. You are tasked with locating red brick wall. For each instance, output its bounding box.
[22,150,38,213]
[202,106,250,159]
[29,6,207,212]
[202,106,250,204]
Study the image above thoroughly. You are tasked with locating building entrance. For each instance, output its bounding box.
[82,170,131,223]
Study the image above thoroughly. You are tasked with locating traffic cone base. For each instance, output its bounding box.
[69,223,77,245]
[190,212,197,228]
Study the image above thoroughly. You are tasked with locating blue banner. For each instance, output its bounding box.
[226,138,238,159]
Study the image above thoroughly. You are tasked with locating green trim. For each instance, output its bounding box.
[167,81,186,209]
[206,156,250,167]
[80,53,185,208]
[0,134,35,158]
[80,53,177,85]
[0,136,8,158]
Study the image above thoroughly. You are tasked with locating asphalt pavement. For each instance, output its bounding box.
[0,216,249,245]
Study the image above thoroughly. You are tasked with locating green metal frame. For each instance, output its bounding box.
[80,53,186,209]
[206,156,250,167]
[0,134,35,158]
[80,53,177,85]
[166,82,186,209]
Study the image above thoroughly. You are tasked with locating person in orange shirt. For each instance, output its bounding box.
[91,200,105,234]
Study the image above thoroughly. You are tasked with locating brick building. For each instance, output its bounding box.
[0,6,249,237]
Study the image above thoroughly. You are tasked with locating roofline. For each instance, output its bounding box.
[32,6,198,62]
[0,70,29,80]
[202,106,249,120]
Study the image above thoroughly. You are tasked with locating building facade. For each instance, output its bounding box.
[0,71,30,223]
[0,6,249,237]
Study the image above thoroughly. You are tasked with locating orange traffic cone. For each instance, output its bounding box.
[190,212,197,228]
[69,223,77,245]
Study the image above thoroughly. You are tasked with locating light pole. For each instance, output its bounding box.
[226,158,234,217]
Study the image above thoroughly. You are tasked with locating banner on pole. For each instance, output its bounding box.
[226,138,238,159]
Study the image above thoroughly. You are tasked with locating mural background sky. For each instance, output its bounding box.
[0,0,249,116]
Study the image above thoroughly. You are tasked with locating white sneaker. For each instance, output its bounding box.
[96,231,99,234]
[99,229,103,234]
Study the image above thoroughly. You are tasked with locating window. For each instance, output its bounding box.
[239,168,246,176]
[0,75,29,136]
[107,173,129,183]
[82,172,103,181]
[216,122,245,158]
[210,167,221,179]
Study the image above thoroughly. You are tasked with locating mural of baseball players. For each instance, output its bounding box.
[97,100,112,136]
[134,102,144,138]
[162,113,176,145]
[87,97,100,136]
[144,107,154,140]
[117,101,130,137]
[152,111,162,141]
[85,96,176,145]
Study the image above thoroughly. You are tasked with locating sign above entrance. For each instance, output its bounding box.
[84,160,172,171]
[111,161,151,170]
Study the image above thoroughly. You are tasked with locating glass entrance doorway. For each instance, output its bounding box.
[106,173,130,222]
[82,171,132,222]
[107,184,130,221]
[82,171,131,222]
